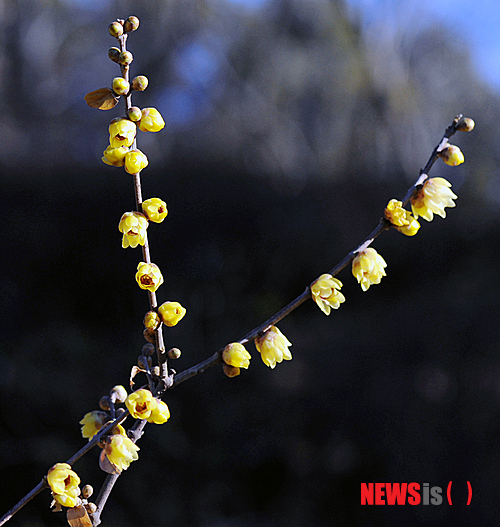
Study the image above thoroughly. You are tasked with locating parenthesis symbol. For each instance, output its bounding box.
[447,481,452,505]
[467,481,472,505]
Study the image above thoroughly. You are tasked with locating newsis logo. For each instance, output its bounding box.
[361,482,472,506]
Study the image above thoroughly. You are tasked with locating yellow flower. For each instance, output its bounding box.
[142,197,168,223]
[310,274,345,315]
[352,248,387,291]
[109,118,136,148]
[135,262,164,292]
[80,411,109,440]
[112,77,130,96]
[102,145,128,167]
[158,301,186,327]
[104,434,140,472]
[53,488,79,508]
[384,199,410,227]
[396,216,420,236]
[47,463,80,494]
[138,108,165,132]
[125,149,148,174]
[254,326,292,369]
[125,388,158,420]
[411,177,457,222]
[222,342,251,369]
[439,144,464,166]
[118,212,148,249]
[147,400,170,424]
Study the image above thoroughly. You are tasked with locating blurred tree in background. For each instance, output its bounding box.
[1,0,500,525]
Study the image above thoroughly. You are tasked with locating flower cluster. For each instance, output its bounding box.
[47,463,81,508]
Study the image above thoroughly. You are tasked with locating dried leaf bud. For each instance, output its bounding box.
[142,343,155,356]
[112,77,130,96]
[81,485,93,499]
[456,117,475,132]
[143,327,156,343]
[223,363,240,378]
[137,355,152,370]
[168,347,182,359]
[85,503,97,514]
[110,385,128,403]
[132,75,148,91]
[144,310,161,330]
[119,51,134,66]
[124,16,140,33]
[127,106,142,122]
[99,396,111,411]
[108,21,124,38]
[108,47,121,63]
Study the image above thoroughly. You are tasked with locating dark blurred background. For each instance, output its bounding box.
[2,0,500,525]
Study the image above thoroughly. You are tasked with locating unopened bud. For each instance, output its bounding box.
[85,503,97,514]
[143,327,155,343]
[127,106,143,122]
[82,485,93,499]
[99,396,111,411]
[108,47,121,63]
[112,77,130,96]
[142,343,155,356]
[110,385,127,403]
[119,51,134,66]
[223,363,240,378]
[167,347,182,359]
[138,355,152,370]
[124,16,140,33]
[108,21,123,38]
[456,117,475,132]
[132,75,148,91]
[152,366,160,376]
[144,310,161,330]
[438,144,464,166]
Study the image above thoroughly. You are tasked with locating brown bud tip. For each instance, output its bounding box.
[81,485,93,499]
[223,363,241,378]
[99,396,111,411]
[456,117,475,132]
[168,347,182,359]
[108,21,123,38]
[142,343,155,356]
[132,75,148,91]
[124,16,140,33]
[143,327,155,343]
[108,47,121,63]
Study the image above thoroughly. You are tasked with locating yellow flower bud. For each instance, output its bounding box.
[158,301,186,327]
[144,310,161,330]
[135,262,163,292]
[125,388,157,419]
[384,199,410,227]
[80,411,109,440]
[124,16,140,33]
[119,51,134,66]
[127,106,142,122]
[132,75,148,91]
[352,247,387,292]
[223,342,251,369]
[168,347,181,359]
[102,145,128,167]
[104,434,139,472]
[396,216,420,236]
[118,211,148,248]
[456,117,475,132]
[125,149,148,174]
[53,488,79,508]
[112,77,130,96]
[109,118,136,148]
[254,326,292,369]
[411,177,457,222]
[138,108,165,132]
[108,21,123,38]
[147,400,170,424]
[310,274,345,315]
[142,197,168,223]
[438,144,464,166]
